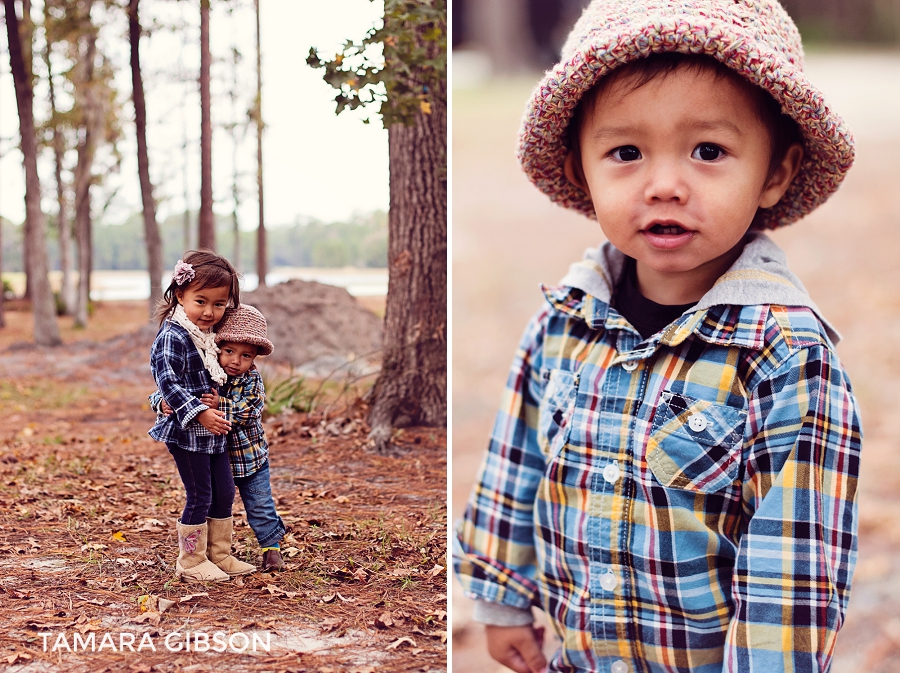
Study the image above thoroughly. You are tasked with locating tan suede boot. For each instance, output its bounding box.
[206,517,256,576]
[175,521,230,582]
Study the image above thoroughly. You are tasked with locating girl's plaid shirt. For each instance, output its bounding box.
[149,321,226,454]
[455,285,861,672]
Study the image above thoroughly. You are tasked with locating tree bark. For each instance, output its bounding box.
[255,0,266,287]
[72,9,98,329]
[128,0,163,319]
[4,0,61,345]
[198,0,215,250]
[367,80,447,451]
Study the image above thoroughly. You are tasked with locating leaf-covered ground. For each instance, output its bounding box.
[0,302,447,673]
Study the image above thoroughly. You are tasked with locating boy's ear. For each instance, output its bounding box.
[759,142,804,209]
[563,152,590,196]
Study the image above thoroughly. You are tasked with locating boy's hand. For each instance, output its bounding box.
[199,388,220,410]
[197,409,231,435]
[160,399,173,416]
[485,624,547,673]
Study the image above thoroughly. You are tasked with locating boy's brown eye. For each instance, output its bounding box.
[612,145,641,162]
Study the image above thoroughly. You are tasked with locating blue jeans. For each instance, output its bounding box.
[234,460,285,548]
[167,444,234,525]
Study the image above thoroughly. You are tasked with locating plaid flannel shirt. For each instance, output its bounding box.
[218,367,269,479]
[454,236,861,673]
[149,367,269,478]
[148,320,225,454]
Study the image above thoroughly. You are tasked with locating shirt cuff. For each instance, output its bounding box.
[471,600,533,626]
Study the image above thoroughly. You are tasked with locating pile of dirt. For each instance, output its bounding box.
[244,279,383,369]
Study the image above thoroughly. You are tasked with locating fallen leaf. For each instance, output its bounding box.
[178,592,209,603]
[335,495,349,504]
[429,564,444,577]
[6,653,32,664]
[320,617,342,632]
[336,592,356,603]
[352,567,368,582]
[374,612,393,628]
[111,531,127,543]
[386,636,416,650]
[319,593,336,603]
[128,611,160,626]
[350,666,377,673]
[158,598,175,614]
[81,543,107,552]
[137,594,157,613]
[281,546,301,558]
[116,557,134,566]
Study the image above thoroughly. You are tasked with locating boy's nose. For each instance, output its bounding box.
[644,159,688,203]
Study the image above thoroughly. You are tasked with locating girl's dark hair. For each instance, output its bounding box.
[567,52,802,183]
[154,249,241,325]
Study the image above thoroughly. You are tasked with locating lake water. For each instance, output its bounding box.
[4,268,388,301]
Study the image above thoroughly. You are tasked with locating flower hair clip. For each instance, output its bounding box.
[172,260,195,286]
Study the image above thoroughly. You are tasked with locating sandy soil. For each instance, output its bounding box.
[451,51,900,673]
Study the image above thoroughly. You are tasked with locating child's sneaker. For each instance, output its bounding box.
[262,548,284,572]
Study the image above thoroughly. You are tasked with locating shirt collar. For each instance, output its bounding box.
[546,232,840,346]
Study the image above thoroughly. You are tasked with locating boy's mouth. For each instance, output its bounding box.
[647,222,688,235]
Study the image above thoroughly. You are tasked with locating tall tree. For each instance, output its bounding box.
[308,0,447,450]
[198,0,214,249]
[43,2,74,314]
[4,0,61,345]
[253,0,266,286]
[128,0,163,317]
[70,0,100,329]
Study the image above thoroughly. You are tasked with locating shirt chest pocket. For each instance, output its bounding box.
[538,369,577,459]
[646,391,747,493]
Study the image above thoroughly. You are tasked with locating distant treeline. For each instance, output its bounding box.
[0,210,388,273]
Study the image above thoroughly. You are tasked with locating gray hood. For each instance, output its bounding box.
[558,232,840,344]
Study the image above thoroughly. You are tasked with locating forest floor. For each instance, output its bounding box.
[0,301,447,673]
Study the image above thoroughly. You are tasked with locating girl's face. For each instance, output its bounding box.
[175,285,230,330]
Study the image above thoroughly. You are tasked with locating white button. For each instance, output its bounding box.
[622,361,638,372]
[603,462,621,484]
[600,572,617,591]
[688,414,709,432]
[611,661,628,673]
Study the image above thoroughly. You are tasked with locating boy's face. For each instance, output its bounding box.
[218,341,258,377]
[565,66,801,302]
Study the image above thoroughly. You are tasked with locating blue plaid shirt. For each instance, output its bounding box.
[149,367,269,478]
[148,320,226,454]
[454,236,862,673]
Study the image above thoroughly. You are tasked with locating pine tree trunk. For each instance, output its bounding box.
[255,0,266,287]
[129,0,163,319]
[4,0,61,345]
[367,79,447,451]
[43,5,73,315]
[73,14,98,329]
[198,0,215,250]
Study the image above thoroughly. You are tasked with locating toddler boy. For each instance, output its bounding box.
[454,2,862,672]
[154,304,286,572]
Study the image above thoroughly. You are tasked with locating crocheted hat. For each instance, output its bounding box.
[215,304,274,356]
[518,0,854,229]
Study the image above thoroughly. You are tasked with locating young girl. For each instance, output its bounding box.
[149,250,255,582]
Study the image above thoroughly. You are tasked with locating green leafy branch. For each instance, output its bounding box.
[306,0,446,127]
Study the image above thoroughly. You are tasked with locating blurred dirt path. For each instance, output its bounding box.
[451,50,900,673]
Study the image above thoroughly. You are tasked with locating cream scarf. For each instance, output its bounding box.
[170,304,227,386]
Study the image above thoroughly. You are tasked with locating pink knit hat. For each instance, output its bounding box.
[517,0,854,229]
[215,304,274,356]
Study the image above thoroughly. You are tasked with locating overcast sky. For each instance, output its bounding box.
[0,0,388,229]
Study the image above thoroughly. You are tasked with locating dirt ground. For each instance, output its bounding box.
[0,299,446,672]
[451,51,900,673]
